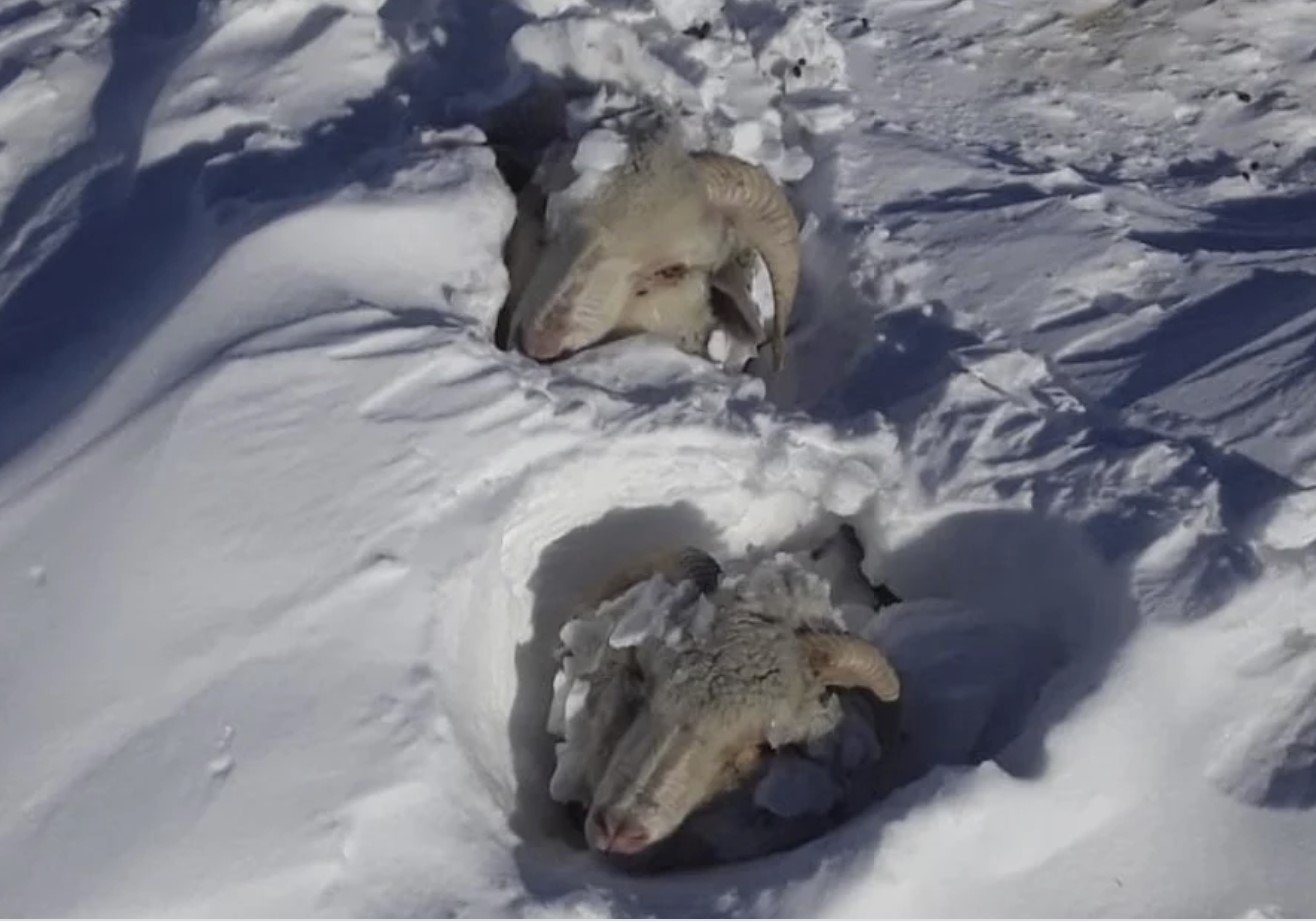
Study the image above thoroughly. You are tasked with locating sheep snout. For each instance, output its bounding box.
[519,312,569,361]
[586,806,654,855]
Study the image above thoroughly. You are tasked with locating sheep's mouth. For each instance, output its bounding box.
[519,321,572,363]
[587,809,655,855]
[519,301,611,363]
[520,322,684,365]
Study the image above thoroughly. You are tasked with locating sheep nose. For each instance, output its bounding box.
[519,308,570,361]
[520,325,561,361]
[589,808,652,855]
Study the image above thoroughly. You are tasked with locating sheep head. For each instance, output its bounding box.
[579,553,899,856]
[510,133,800,369]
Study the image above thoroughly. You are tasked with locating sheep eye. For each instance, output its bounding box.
[652,263,688,282]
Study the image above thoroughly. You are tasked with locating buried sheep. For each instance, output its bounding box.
[547,547,901,860]
[503,121,801,370]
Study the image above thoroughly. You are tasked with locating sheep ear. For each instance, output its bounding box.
[709,252,766,345]
[667,548,722,595]
[800,632,901,702]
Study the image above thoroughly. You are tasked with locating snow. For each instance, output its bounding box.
[2,0,1316,916]
[139,0,394,168]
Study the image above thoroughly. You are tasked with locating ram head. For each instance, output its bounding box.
[551,548,900,857]
[504,129,801,370]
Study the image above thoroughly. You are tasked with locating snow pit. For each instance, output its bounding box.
[419,429,1136,882]
[420,429,892,860]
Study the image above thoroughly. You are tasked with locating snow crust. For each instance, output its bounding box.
[3,0,1316,916]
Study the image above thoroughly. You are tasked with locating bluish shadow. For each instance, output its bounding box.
[0,0,534,471]
[1133,190,1316,253]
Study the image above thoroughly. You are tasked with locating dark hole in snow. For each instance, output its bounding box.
[481,84,571,352]
[122,0,201,38]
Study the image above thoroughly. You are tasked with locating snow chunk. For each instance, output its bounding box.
[765,5,849,96]
[1208,658,1316,808]
[1260,490,1316,552]
[510,19,701,115]
[652,0,725,30]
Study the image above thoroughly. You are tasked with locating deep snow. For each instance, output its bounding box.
[3,0,1316,916]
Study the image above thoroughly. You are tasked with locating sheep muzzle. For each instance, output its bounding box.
[586,807,654,855]
[519,302,573,361]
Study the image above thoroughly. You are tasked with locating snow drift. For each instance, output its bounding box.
[3,0,1316,916]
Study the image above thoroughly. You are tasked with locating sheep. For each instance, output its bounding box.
[547,546,900,858]
[503,121,801,370]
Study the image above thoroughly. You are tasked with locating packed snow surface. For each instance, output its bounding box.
[3,0,1316,916]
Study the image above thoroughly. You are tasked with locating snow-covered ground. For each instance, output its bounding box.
[3,0,1316,915]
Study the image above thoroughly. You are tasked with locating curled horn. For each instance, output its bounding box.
[692,152,800,371]
[800,632,901,702]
